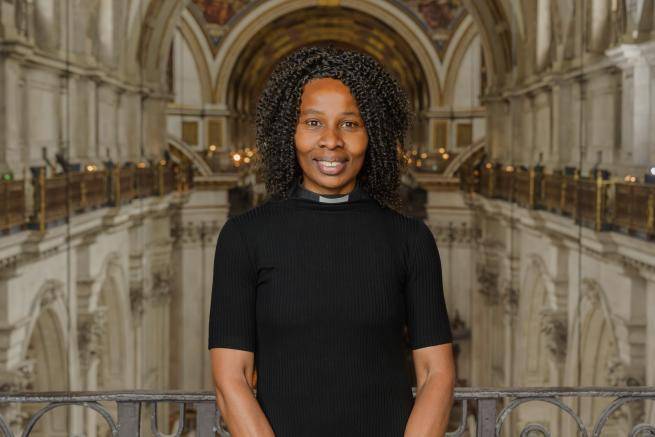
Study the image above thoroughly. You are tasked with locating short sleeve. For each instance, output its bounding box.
[208,218,257,352]
[404,219,453,350]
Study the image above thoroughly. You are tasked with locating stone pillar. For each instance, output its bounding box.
[606,42,655,168]
[415,173,477,386]
[645,277,655,422]
[171,174,237,390]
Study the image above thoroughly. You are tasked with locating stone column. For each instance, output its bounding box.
[171,174,237,390]
[415,173,477,385]
[606,41,655,168]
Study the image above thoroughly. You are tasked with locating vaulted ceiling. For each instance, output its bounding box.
[226,6,429,114]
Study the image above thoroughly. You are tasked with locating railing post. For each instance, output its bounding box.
[117,401,141,437]
[35,167,46,232]
[195,402,218,437]
[113,167,121,206]
[595,175,604,232]
[488,165,495,197]
[529,168,537,208]
[157,164,164,196]
[476,398,497,437]
[647,191,655,236]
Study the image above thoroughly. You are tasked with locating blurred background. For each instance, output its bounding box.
[0,0,654,435]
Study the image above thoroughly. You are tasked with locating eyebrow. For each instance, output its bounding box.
[300,109,360,116]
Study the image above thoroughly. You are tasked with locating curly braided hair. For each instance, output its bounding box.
[255,45,411,210]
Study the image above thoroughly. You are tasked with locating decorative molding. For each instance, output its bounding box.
[581,278,602,309]
[501,286,519,318]
[172,220,222,245]
[476,262,500,305]
[427,222,480,245]
[150,268,172,302]
[0,360,34,392]
[129,285,146,320]
[78,309,106,371]
[539,308,567,363]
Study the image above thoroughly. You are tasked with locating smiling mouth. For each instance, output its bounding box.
[313,158,348,175]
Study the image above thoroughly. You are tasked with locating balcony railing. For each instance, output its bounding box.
[0,163,192,234]
[0,388,653,436]
[467,165,647,236]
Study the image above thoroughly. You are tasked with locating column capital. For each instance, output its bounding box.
[606,41,655,69]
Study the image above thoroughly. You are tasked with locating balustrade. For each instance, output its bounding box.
[0,180,25,233]
[0,388,653,436]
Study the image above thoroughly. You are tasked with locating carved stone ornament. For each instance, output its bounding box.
[0,360,35,392]
[427,222,480,245]
[539,309,568,364]
[130,285,146,319]
[501,286,519,317]
[476,262,500,305]
[39,281,62,309]
[581,278,602,309]
[78,309,107,371]
[172,221,221,245]
[151,268,172,302]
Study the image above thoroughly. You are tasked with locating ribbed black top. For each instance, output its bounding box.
[208,186,452,437]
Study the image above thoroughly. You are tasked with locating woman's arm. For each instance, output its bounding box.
[210,348,275,437]
[404,343,456,437]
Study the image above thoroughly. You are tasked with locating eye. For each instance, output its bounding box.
[304,119,322,128]
[341,120,360,129]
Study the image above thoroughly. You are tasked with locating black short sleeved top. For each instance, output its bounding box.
[208,191,452,437]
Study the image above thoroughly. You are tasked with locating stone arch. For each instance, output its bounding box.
[176,11,213,103]
[459,0,513,90]
[168,134,212,176]
[512,256,565,435]
[442,138,485,178]
[442,17,480,107]
[571,278,630,435]
[518,256,562,386]
[84,255,133,389]
[22,282,69,437]
[211,0,443,110]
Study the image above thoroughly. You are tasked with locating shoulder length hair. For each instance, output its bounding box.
[255,45,411,210]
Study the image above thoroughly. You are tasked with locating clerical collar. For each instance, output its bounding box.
[288,177,369,203]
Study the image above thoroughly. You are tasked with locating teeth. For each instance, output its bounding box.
[319,161,342,167]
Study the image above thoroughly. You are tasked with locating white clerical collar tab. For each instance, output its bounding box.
[318,194,349,203]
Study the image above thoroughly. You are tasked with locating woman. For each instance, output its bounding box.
[208,46,455,437]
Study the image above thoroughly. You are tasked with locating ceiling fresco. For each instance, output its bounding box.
[189,0,467,60]
[189,0,253,52]
[402,0,467,59]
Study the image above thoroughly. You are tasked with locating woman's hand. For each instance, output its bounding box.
[404,343,456,437]
[210,348,275,437]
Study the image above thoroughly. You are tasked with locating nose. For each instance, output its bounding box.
[319,126,344,149]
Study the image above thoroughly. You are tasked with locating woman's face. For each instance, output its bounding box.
[294,78,368,195]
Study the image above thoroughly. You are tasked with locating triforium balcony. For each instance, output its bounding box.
[0,387,654,436]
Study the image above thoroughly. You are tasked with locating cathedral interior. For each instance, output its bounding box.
[0,0,654,435]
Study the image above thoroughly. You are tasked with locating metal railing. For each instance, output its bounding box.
[0,387,653,436]
[466,165,653,237]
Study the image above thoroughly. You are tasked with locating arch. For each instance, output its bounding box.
[177,11,213,103]
[24,307,68,436]
[443,138,486,177]
[568,278,630,435]
[211,0,443,110]
[512,255,564,435]
[168,134,212,176]
[23,280,68,361]
[518,255,561,385]
[442,17,480,107]
[459,0,513,90]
